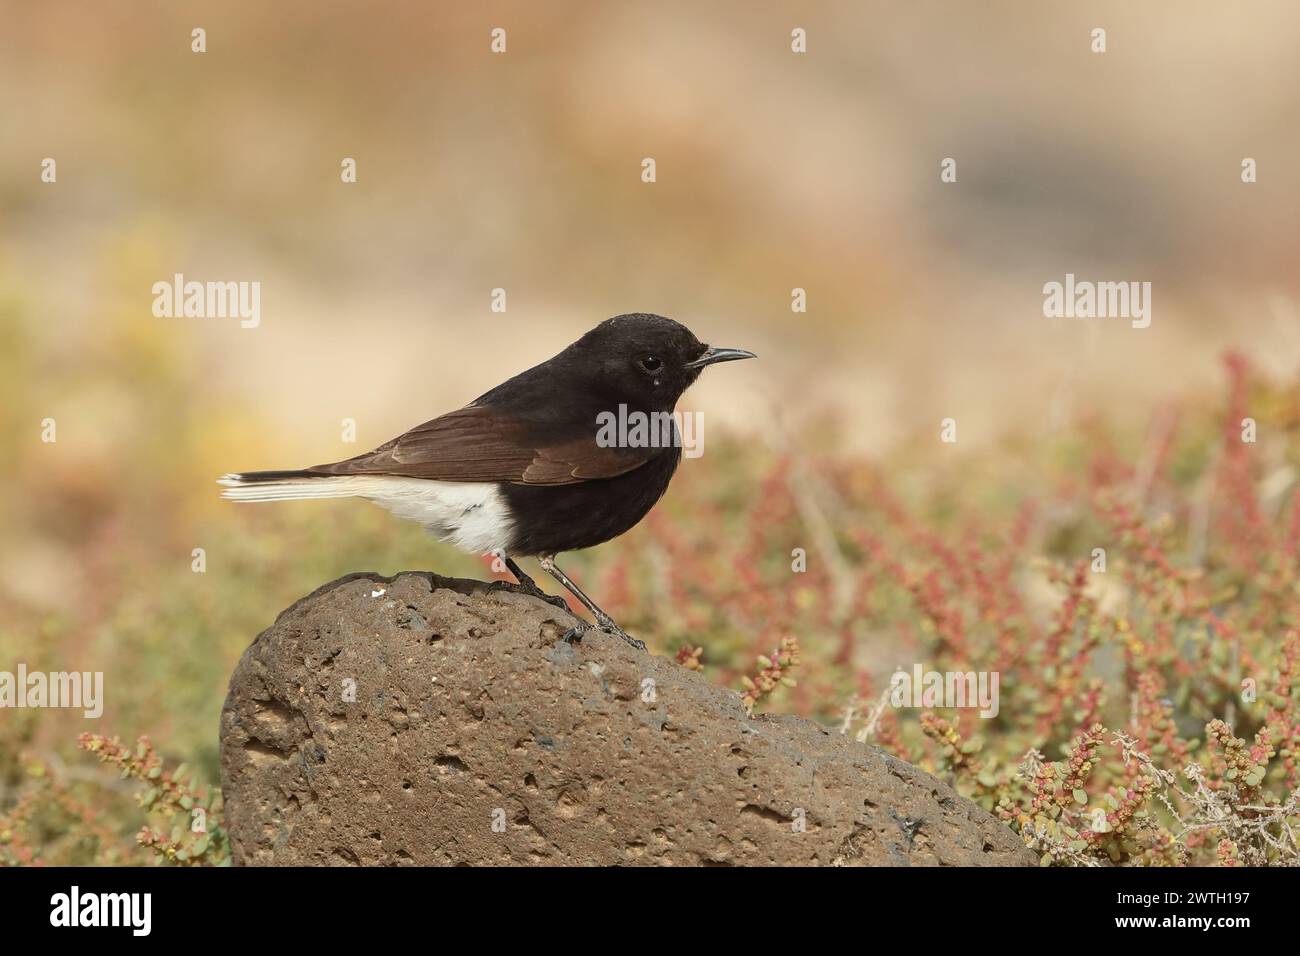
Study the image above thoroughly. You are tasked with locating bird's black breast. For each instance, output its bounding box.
[500,446,682,556]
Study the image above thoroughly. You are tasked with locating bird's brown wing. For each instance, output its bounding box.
[305,405,657,486]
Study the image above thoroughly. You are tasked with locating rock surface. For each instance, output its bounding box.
[219,571,1036,866]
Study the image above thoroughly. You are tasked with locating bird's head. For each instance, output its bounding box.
[570,313,755,410]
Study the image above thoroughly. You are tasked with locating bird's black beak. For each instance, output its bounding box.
[684,345,757,370]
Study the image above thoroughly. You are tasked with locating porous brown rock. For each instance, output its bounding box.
[219,571,1037,866]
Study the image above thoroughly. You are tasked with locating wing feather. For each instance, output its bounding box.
[306,406,658,485]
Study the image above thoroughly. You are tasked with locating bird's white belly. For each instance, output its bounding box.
[359,478,514,555]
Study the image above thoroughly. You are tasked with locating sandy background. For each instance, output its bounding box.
[4,1,1298,467]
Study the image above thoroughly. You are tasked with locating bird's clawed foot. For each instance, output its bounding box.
[609,624,647,652]
[534,553,646,650]
[489,578,570,612]
[593,609,646,651]
[560,619,646,652]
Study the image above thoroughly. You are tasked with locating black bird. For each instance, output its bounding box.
[219,313,754,649]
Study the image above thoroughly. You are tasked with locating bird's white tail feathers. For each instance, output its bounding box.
[217,473,514,554]
[218,474,364,502]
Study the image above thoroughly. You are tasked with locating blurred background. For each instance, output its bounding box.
[2,1,1300,859]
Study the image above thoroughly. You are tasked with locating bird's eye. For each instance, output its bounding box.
[638,355,663,373]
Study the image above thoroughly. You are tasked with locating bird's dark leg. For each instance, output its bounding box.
[490,551,570,611]
[537,554,646,651]
[503,554,537,589]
